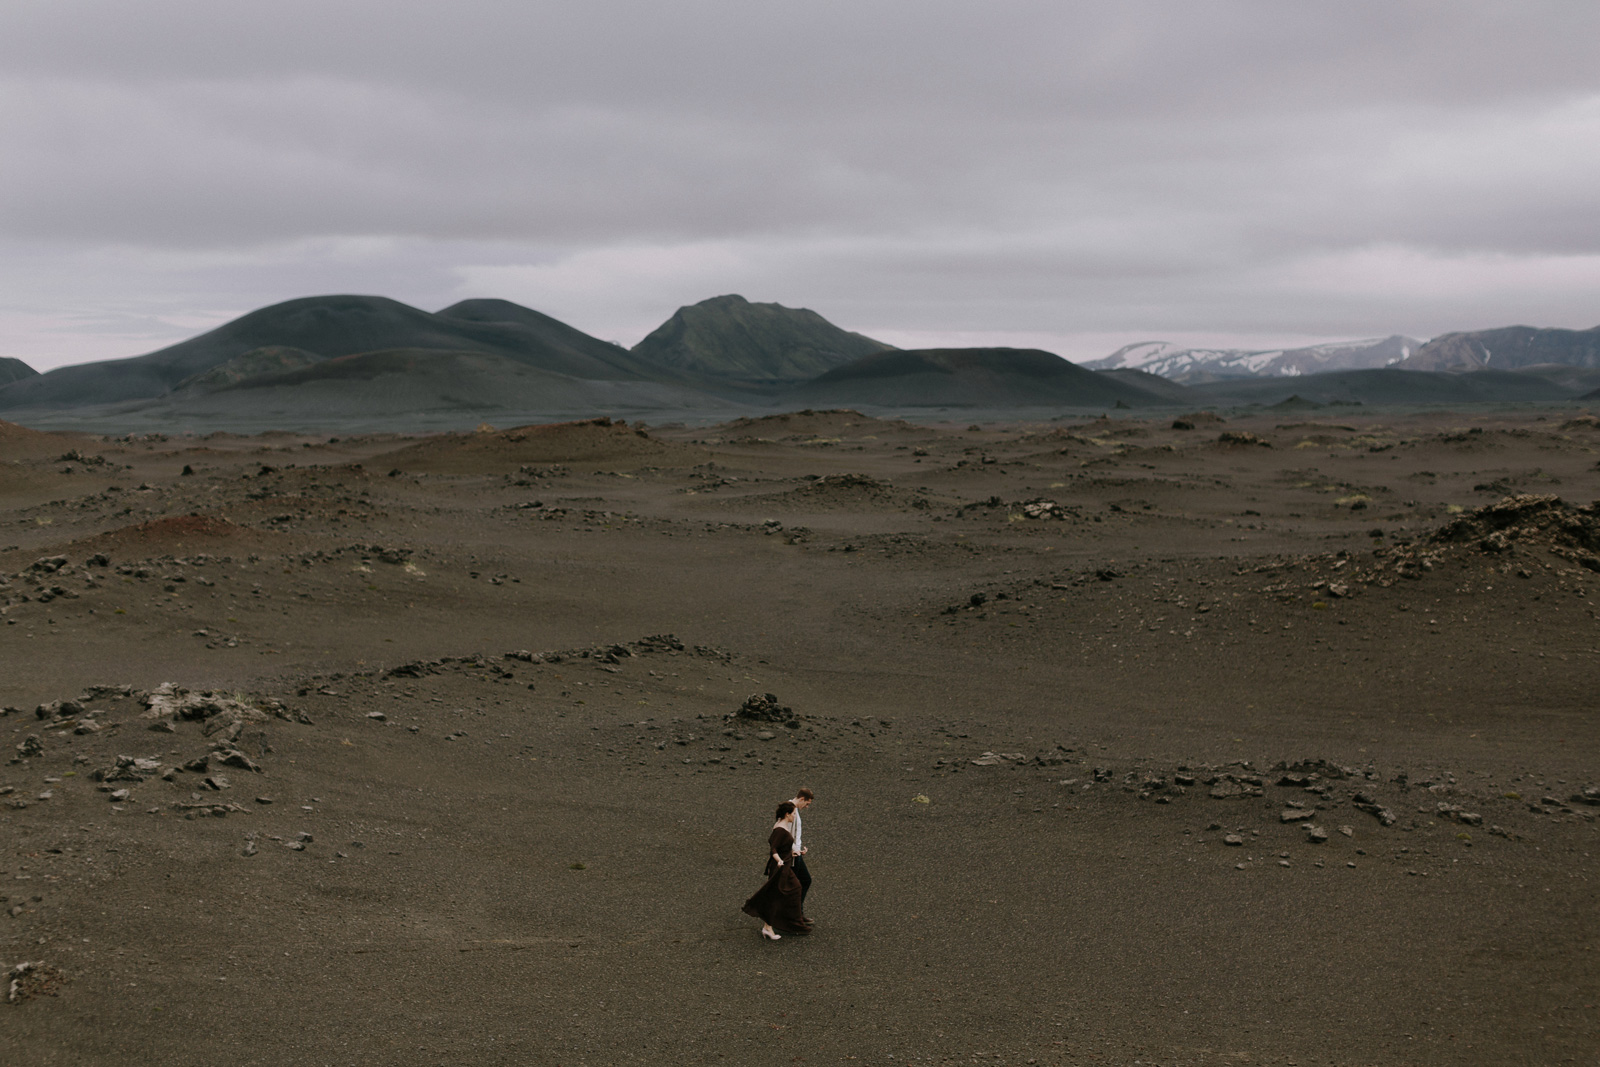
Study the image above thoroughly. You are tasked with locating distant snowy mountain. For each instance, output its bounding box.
[1083,335,1422,383]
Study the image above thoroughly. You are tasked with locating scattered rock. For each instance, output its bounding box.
[1352,791,1397,826]
[1223,834,1245,846]
[7,960,65,1003]
[1305,825,1329,843]
[971,752,1026,767]
[1434,802,1483,826]
[92,756,162,783]
[215,749,261,772]
[1280,809,1316,823]
[202,717,243,742]
[1016,499,1071,521]
[1208,774,1264,799]
[1275,759,1356,780]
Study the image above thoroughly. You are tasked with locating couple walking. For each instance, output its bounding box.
[741,788,815,940]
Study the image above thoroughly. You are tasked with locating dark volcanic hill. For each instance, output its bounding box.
[1400,324,1600,372]
[174,346,323,391]
[1187,367,1574,407]
[0,295,671,411]
[0,357,37,386]
[1095,367,1195,403]
[631,294,892,385]
[787,348,1170,408]
[140,349,734,426]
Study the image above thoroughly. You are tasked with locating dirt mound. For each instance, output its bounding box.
[710,409,922,441]
[0,462,64,494]
[1022,419,1154,445]
[1217,431,1272,448]
[0,419,59,443]
[1431,494,1600,561]
[1363,494,1600,585]
[70,513,281,556]
[372,417,704,473]
[0,419,87,454]
[686,472,943,516]
[700,473,934,515]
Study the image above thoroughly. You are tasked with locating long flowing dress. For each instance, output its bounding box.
[741,825,813,933]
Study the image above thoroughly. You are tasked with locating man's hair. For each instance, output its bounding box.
[776,800,796,819]
[795,787,814,801]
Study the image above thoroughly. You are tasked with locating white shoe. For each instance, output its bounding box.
[761,928,782,941]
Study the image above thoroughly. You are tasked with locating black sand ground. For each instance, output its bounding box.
[1,409,1597,1066]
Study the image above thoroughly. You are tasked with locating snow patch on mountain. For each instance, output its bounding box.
[1084,335,1423,383]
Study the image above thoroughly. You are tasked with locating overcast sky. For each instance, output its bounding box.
[3,1,1599,372]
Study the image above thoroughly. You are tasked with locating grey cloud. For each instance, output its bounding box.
[2,2,1598,372]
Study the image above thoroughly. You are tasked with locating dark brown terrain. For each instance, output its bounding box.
[2,407,1597,1066]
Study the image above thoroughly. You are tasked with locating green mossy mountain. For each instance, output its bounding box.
[0,295,674,411]
[631,294,893,385]
[791,348,1171,408]
[174,346,324,391]
[0,356,37,386]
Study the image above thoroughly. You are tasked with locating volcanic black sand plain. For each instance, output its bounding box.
[1,407,1597,1066]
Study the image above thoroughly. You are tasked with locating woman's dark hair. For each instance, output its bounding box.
[775,800,796,819]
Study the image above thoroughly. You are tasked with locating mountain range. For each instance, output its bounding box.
[1087,324,1600,383]
[1084,336,1422,382]
[1,296,1597,429]
[1400,325,1600,372]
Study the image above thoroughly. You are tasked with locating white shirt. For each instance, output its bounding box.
[791,805,804,853]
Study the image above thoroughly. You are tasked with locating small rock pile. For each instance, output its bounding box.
[734,693,800,727]
[7,960,65,1003]
[1014,499,1073,521]
[1429,493,1600,571]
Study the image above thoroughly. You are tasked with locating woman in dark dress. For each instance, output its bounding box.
[742,800,813,939]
